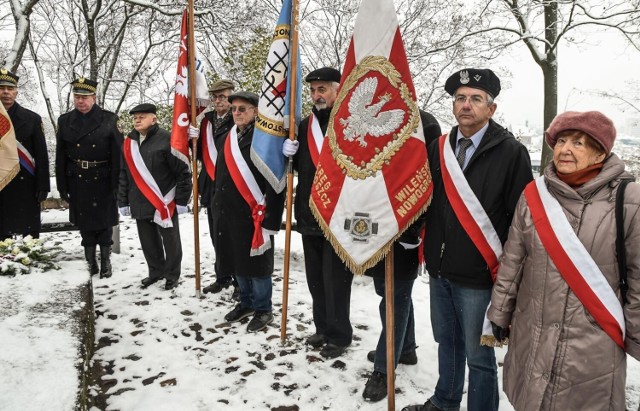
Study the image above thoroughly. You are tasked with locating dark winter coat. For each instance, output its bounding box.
[0,103,50,238]
[211,124,285,278]
[55,105,121,230]
[197,110,234,207]
[118,124,192,219]
[488,155,640,410]
[423,119,533,289]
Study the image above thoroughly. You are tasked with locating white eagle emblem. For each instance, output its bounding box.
[175,65,189,97]
[339,77,405,147]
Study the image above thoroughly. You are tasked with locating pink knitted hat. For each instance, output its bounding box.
[545,111,616,154]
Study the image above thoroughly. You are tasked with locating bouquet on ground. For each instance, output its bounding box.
[0,236,62,275]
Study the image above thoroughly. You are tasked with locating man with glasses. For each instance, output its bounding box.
[211,91,284,332]
[118,103,192,291]
[402,69,532,411]
[198,79,239,298]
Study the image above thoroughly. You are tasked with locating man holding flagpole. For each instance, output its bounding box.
[402,69,532,411]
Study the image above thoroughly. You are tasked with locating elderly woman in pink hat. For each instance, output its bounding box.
[487,111,640,410]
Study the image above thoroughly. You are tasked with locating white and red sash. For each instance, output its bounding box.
[524,176,625,348]
[439,135,502,277]
[201,117,217,180]
[224,126,271,256]
[123,137,176,228]
[16,141,35,176]
[307,113,324,167]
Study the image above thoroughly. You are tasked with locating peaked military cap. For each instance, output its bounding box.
[71,77,98,95]
[0,69,18,87]
[305,67,341,83]
[209,79,235,93]
[228,91,259,107]
[445,68,501,98]
[129,103,157,115]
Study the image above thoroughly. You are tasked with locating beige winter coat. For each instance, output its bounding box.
[488,154,640,411]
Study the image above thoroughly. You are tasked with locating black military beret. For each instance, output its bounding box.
[71,77,98,95]
[228,91,259,107]
[0,69,19,87]
[445,68,501,98]
[305,67,341,83]
[129,103,157,115]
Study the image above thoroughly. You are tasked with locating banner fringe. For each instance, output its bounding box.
[250,149,287,193]
[0,164,19,192]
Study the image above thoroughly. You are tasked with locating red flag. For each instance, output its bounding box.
[309,0,432,275]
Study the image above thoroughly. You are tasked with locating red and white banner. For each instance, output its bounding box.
[307,112,323,167]
[525,176,625,348]
[224,126,271,256]
[123,138,176,228]
[0,103,19,191]
[309,0,432,275]
[170,10,210,168]
[200,117,217,180]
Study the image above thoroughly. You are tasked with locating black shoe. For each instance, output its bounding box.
[246,311,274,332]
[203,280,231,294]
[99,246,112,279]
[401,400,443,411]
[319,343,348,359]
[141,277,162,287]
[224,304,255,323]
[165,279,179,290]
[84,246,99,276]
[367,349,418,365]
[306,333,327,348]
[362,370,387,402]
[231,286,240,302]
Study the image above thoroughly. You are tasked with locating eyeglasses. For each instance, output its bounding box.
[231,105,253,113]
[453,95,487,106]
[211,94,229,101]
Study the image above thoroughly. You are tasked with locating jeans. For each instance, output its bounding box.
[429,276,498,411]
[236,275,272,313]
[373,276,416,374]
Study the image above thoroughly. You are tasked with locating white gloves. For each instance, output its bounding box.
[119,206,131,217]
[188,125,199,140]
[177,205,189,215]
[282,139,299,156]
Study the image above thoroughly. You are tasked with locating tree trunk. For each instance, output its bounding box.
[540,60,557,173]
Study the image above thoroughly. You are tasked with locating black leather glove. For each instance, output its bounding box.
[59,191,70,202]
[491,321,509,341]
[36,191,48,202]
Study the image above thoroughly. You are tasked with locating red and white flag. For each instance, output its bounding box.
[170,10,210,167]
[309,0,432,275]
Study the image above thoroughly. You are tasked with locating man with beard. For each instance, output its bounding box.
[56,77,121,278]
[0,69,50,240]
[197,79,239,298]
[282,67,354,359]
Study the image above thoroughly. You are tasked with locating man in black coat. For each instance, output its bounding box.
[403,69,533,411]
[0,69,50,240]
[282,67,355,359]
[118,103,192,291]
[55,77,121,278]
[197,79,238,296]
[211,91,285,333]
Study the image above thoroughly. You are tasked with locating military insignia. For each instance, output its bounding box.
[328,55,419,180]
[344,212,378,243]
[473,74,482,82]
[0,69,6,75]
[460,70,469,84]
[79,77,85,83]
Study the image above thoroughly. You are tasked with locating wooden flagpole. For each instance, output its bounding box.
[385,248,395,410]
[281,0,299,342]
[187,0,202,298]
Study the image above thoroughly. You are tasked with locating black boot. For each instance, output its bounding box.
[99,245,112,278]
[84,246,99,276]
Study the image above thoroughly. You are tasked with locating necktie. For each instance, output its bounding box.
[456,138,473,169]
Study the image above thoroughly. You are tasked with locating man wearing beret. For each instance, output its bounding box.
[282,67,355,358]
[0,69,50,240]
[197,79,239,298]
[211,91,284,332]
[118,103,192,290]
[55,77,121,278]
[403,69,533,411]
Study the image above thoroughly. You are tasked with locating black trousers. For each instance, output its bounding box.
[80,227,113,247]
[302,234,353,346]
[206,205,235,286]
[136,214,182,281]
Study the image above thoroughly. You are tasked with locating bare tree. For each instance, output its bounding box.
[2,0,41,70]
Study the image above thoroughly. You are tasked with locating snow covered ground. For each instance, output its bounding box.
[1,208,639,411]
